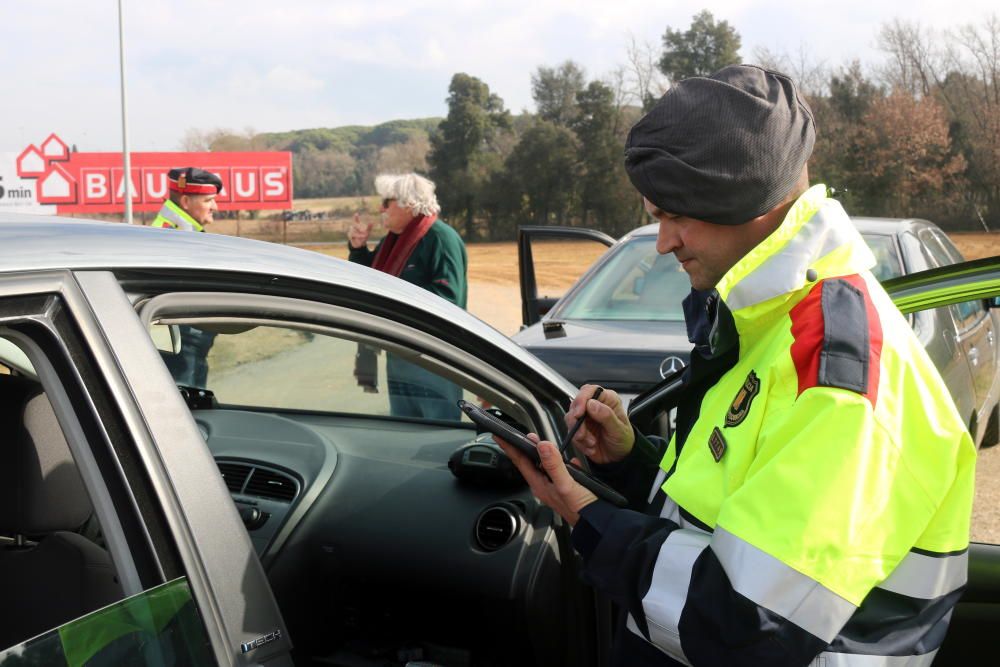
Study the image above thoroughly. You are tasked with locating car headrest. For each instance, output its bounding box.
[0,378,92,535]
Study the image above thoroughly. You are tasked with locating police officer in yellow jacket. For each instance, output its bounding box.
[497,65,975,666]
[151,167,221,231]
[151,167,223,386]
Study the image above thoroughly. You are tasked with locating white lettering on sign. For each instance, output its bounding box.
[264,170,285,197]
[0,152,49,213]
[234,171,257,198]
[145,171,167,199]
[85,173,108,200]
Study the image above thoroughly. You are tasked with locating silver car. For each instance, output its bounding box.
[1,215,998,666]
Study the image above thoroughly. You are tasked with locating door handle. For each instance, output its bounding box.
[969,347,979,366]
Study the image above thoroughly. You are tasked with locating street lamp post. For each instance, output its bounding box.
[118,0,134,224]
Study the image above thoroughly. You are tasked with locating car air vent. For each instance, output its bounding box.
[217,461,252,493]
[475,505,519,552]
[244,467,299,503]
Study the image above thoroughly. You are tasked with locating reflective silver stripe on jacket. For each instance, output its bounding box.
[713,527,858,643]
[154,203,198,231]
[631,528,711,663]
[726,198,873,311]
[809,649,938,666]
[876,550,967,599]
[656,494,714,535]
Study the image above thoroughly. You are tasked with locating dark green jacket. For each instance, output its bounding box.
[348,219,468,308]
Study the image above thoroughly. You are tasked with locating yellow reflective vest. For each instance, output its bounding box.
[574,185,976,667]
[151,200,204,232]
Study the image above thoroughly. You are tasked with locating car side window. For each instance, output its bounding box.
[918,228,985,331]
[929,229,985,327]
[156,322,478,423]
[861,234,904,282]
[0,321,212,662]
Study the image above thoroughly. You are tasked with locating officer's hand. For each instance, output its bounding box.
[348,212,373,249]
[566,384,634,465]
[495,434,596,526]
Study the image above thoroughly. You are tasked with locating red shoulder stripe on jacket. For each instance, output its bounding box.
[789,274,883,405]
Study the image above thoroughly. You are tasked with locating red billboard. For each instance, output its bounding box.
[13,134,293,214]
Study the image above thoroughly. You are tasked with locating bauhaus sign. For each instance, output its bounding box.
[2,133,293,214]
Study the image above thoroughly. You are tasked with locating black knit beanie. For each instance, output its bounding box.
[624,64,815,226]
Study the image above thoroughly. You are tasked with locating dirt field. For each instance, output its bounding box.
[949,232,1000,260]
[308,232,1000,544]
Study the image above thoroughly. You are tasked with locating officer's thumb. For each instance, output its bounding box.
[586,397,612,423]
[538,442,569,481]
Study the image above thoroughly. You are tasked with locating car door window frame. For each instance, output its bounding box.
[0,277,176,596]
[137,291,559,439]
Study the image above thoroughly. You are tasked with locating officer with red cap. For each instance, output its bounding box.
[151,167,223,232]
[151,167,224,386]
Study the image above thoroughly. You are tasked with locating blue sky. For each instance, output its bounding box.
[1,0,996,152]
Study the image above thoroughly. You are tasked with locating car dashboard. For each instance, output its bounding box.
[193,406,583,666]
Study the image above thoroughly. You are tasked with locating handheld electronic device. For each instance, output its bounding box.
[457,400,627,507]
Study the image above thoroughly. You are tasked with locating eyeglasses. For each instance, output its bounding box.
[381,198,395,210]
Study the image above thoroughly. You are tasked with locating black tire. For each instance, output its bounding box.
[981,402,1000,448]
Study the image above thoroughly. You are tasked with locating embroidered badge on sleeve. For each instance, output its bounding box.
[725,370,760,427]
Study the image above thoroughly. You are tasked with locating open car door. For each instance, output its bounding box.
[517,225,615,327]
[881,256,1000,664]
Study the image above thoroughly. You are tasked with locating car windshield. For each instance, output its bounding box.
[552,231,906,323]
[553,236,687,322]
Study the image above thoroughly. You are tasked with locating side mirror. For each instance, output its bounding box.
[150,323,182,355]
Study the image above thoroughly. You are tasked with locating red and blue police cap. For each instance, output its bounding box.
[168,167,223,195]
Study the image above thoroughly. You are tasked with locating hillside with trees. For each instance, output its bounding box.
[185,10,1000,240]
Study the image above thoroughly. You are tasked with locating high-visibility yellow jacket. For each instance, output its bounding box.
[572,185,976,667]
[151,200,204,232]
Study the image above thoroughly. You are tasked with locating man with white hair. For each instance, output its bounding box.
[349,173,467,306]
[348,172,468,418]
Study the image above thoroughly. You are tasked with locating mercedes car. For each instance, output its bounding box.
[513,219,1000,448]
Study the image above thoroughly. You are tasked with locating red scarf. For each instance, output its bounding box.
[371,214,437,277]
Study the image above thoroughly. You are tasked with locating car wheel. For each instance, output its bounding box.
[981,402,1000,449]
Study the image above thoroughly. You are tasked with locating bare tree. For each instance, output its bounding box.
[623,33,668,111]
[751,45,828,96]
[943,15,1000,223]
[179,127,251,152]
[876,20,944,97]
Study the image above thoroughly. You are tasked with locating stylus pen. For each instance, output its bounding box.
[560,386,604,459]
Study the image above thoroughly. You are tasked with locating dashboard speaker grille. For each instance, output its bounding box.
[475,506,518,551]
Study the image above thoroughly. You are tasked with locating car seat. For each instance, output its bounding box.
[0,375,123,650]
